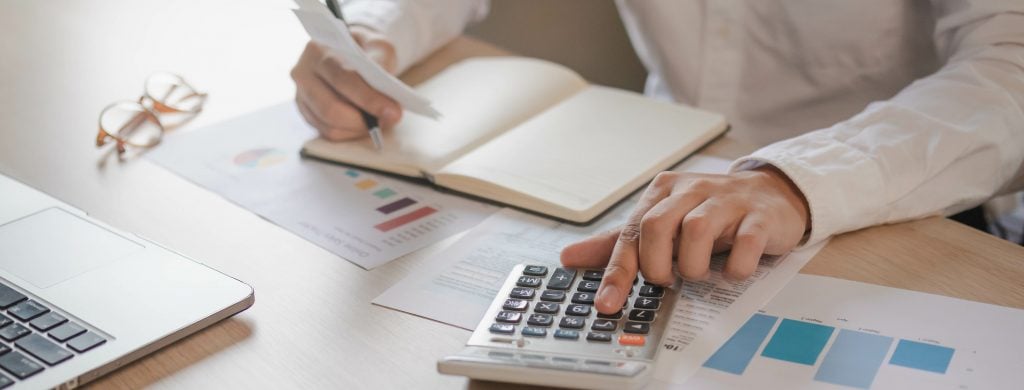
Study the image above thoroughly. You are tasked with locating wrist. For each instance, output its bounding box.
[752,165,811,235]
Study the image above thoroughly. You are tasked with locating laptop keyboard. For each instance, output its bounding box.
[0,283,106,387]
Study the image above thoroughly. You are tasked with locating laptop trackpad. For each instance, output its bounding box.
[0,208,143,289]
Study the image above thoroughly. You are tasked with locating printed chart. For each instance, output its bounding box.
[148,103,497,269]
[682,275,1024,389]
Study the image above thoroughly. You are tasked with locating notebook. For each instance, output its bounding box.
[302,57,728,223]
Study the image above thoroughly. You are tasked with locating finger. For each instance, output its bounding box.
[295,95,353,141]
[638,192,707,286]
[315,56,402,127]
[595,172,676,314]
[560,228,620,268]
[676,199,744,280]
[722,215,769,281]
[295,75,368,138]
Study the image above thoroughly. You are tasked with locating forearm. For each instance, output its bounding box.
[732,9,1024,246]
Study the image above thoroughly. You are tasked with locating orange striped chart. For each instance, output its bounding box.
[374,206,438,232]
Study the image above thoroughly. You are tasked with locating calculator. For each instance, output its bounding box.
[438,264,676,389]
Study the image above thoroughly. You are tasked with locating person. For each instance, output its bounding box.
[290,1,1024,314]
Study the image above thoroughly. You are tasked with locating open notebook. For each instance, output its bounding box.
[303,57,728,223]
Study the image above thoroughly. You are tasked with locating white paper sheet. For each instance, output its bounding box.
[373,155,736,328]
[291,1,440,119]
[681,274,1024,389]
[147,102,495,269]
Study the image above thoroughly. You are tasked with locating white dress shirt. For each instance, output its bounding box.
[343,0,1024,246]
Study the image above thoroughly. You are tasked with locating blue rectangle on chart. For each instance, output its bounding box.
[813,329,894,389]
[761,319,835,365]
[704,314,779,374]
[889,339,955,374]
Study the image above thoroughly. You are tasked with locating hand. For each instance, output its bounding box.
[290,26,402,141]
[560,166,810,314]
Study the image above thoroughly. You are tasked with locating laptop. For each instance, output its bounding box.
[0,173,254,388]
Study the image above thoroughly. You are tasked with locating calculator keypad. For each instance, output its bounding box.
[479,265,674,357]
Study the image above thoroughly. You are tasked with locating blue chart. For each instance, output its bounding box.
[703,314,955,389]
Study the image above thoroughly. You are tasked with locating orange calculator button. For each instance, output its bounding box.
[618,334,645,346]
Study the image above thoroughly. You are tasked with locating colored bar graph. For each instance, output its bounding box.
[377,197,417,214]
[373,188,396,199]
[814,330,893,389]
[761,319,835,365]
[355,179,377,190]
[345,169,360,178]
[374,206,438,232]
[704,314,779,374]
[889,339,954,374]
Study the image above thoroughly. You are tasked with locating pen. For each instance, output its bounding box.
[325,0,383,150]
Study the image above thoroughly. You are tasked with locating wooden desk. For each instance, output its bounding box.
[1,1,1021,388]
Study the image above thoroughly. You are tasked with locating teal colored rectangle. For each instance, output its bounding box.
[761,319,835,365]
[345,169,359,178]
[373,188,396,199]
[889,339,954,374]
[814,330,893,389]
[704,314,779,375]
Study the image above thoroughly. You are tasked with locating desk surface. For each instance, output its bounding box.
[1,1,1022,388]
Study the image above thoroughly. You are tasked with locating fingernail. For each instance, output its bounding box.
[381,107,400,125]
[596,284,621,312]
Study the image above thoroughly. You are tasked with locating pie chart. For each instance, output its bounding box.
[233,148,287,168]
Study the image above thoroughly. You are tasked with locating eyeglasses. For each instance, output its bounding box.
[96,72,207,156]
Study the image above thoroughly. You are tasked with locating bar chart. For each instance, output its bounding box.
[681,275,1024,389]
[702,314,954,389]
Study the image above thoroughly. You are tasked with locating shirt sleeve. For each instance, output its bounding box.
[731,3,1024,247]
[341,0,490,74]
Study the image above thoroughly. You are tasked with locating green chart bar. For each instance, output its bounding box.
[889,339,955,374]
[704,314,779,374]
[813,329,894,389]
[761,319,835,365]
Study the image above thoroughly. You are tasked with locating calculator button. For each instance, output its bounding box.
[581,270,604,281]
[509,287,535,299]
[639,285,665,298]
[633,297,661,310]
[495,311,522,324]
[628,309,656,322]
[9,300,49,322]
[591,320,617,332]
[522,327,547,337]
[571,292,595,305]
[29,312,67,332]
[547,268,576,290]
[527,314,554,327]
[534,302,560,314]
[489,323,515,334]
[577,280,600,293]
[554,329,580,340]
[559,317,585,329]
[623,322,650,334]
[0,324,30,342]
[523,265,549,276]
[516,276,542,288]
[566,304,592,317]
[540,290,566,302]
[586,332,613,342]
[503,299,529,311]
[619,334,645,346]
[597,310,623,319]
[0,351,42,379]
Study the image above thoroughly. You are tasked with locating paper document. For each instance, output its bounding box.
[291,0,440,119]
[374,155,826,385]
[147,102,495,269]
[684,274,1024,389]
